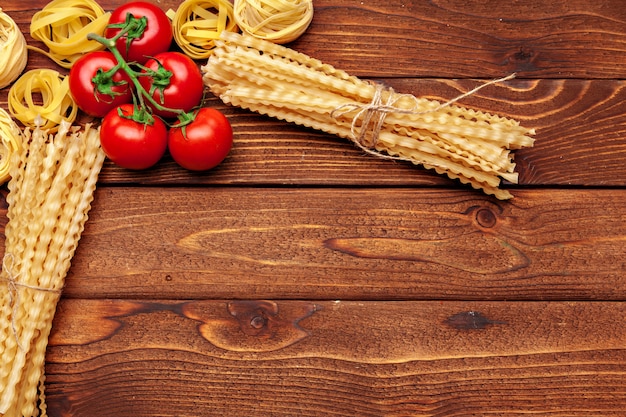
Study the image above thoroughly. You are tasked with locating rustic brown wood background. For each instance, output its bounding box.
[2,0,626,415]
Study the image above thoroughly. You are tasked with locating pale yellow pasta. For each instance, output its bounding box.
[234,0,313,44]
[0,122,105,417]
[168,0,239,59]
[203,32,535,199]
[29,0,110,68]
[0,8,28,89]
[0,107,21,185]
[8,69,78,132]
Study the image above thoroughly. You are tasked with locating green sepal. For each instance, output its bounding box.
[118,104,155,126]
[107,13,148,57]
[91,68,128,103]
[137,59,173,104]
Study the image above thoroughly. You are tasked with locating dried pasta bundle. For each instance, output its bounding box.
[0,8,28,89]
[0,122,105,417]
[234,0,313,44]
[203,32,535,199]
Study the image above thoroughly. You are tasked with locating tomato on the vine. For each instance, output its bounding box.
[69,51,133,117]
[168,108,233,171]
[100,104,168,170]
[104,1,172,64]
[139,52,204,119]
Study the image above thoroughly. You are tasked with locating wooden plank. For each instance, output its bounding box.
[3,2,626,187]
[303,0,626,79]
[1,2,623,416]
[0,187,621,301]
[92,78,626,187]
[4,77,626,188]
[4,0,626,79]
[43,299,626,416]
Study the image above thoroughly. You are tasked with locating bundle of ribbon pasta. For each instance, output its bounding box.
[0,122,105,417]
[203,32,535,199]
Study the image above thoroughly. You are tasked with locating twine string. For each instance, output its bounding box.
[2,253,62,351]
[330,73,517,154]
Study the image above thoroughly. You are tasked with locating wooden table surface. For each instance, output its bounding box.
[2,0,626,415]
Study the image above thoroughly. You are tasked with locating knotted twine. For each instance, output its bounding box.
[1,253,62,351]
[330,73,517,162]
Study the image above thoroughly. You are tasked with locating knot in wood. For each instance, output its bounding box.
[475,207,497,228]
[250,315,266,329]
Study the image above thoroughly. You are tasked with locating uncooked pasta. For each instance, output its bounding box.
[203,32,535,199]
[168,0,239,59]
[29,0,110,68]
[0,8,28,89]
[0,107,21,185]
[233,0,313,44]
[8,69,78,132]
[0,122,105,417]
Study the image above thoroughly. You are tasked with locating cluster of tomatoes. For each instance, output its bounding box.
[68,1,233,171]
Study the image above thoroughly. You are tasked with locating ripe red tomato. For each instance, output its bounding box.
[104,1,172,64]
[69,51,133,117]
[100,104,168,170]
[139,52,204,119]
[168,108,233,171]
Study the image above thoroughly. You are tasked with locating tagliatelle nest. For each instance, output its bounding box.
[168,0,239,59]
[8,69,78,132]
[0,108,21,185]
[233,0,313,44]
[0,8,28,89]
[29,0,110,68]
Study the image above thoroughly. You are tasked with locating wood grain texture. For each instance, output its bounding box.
[1,0,625,415]
[301,0,626,79]
[4,0,626,79]
[4,78,626,187]
[43,299,626,416]
[0,187,622,301]
[2,2,626,187]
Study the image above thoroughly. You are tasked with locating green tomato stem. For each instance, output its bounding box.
[87,16,186,121]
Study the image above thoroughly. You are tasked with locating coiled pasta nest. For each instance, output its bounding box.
[234,0,313,44]
[0,8,28,89]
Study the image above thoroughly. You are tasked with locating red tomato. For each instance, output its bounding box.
[139,52,204,118]
[100,104,168,170]
[168,108,233,171]
[69,51,133,117]
[104,2,172,64]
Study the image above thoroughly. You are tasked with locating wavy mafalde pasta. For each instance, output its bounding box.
[203,32,535,199]
[0,8,28,90]
[168,0,239,59]
[8,68,78,132]
[0,122,105,417]
[234,0,313,44]
[29,0,110,68]
[0,108,21,185]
